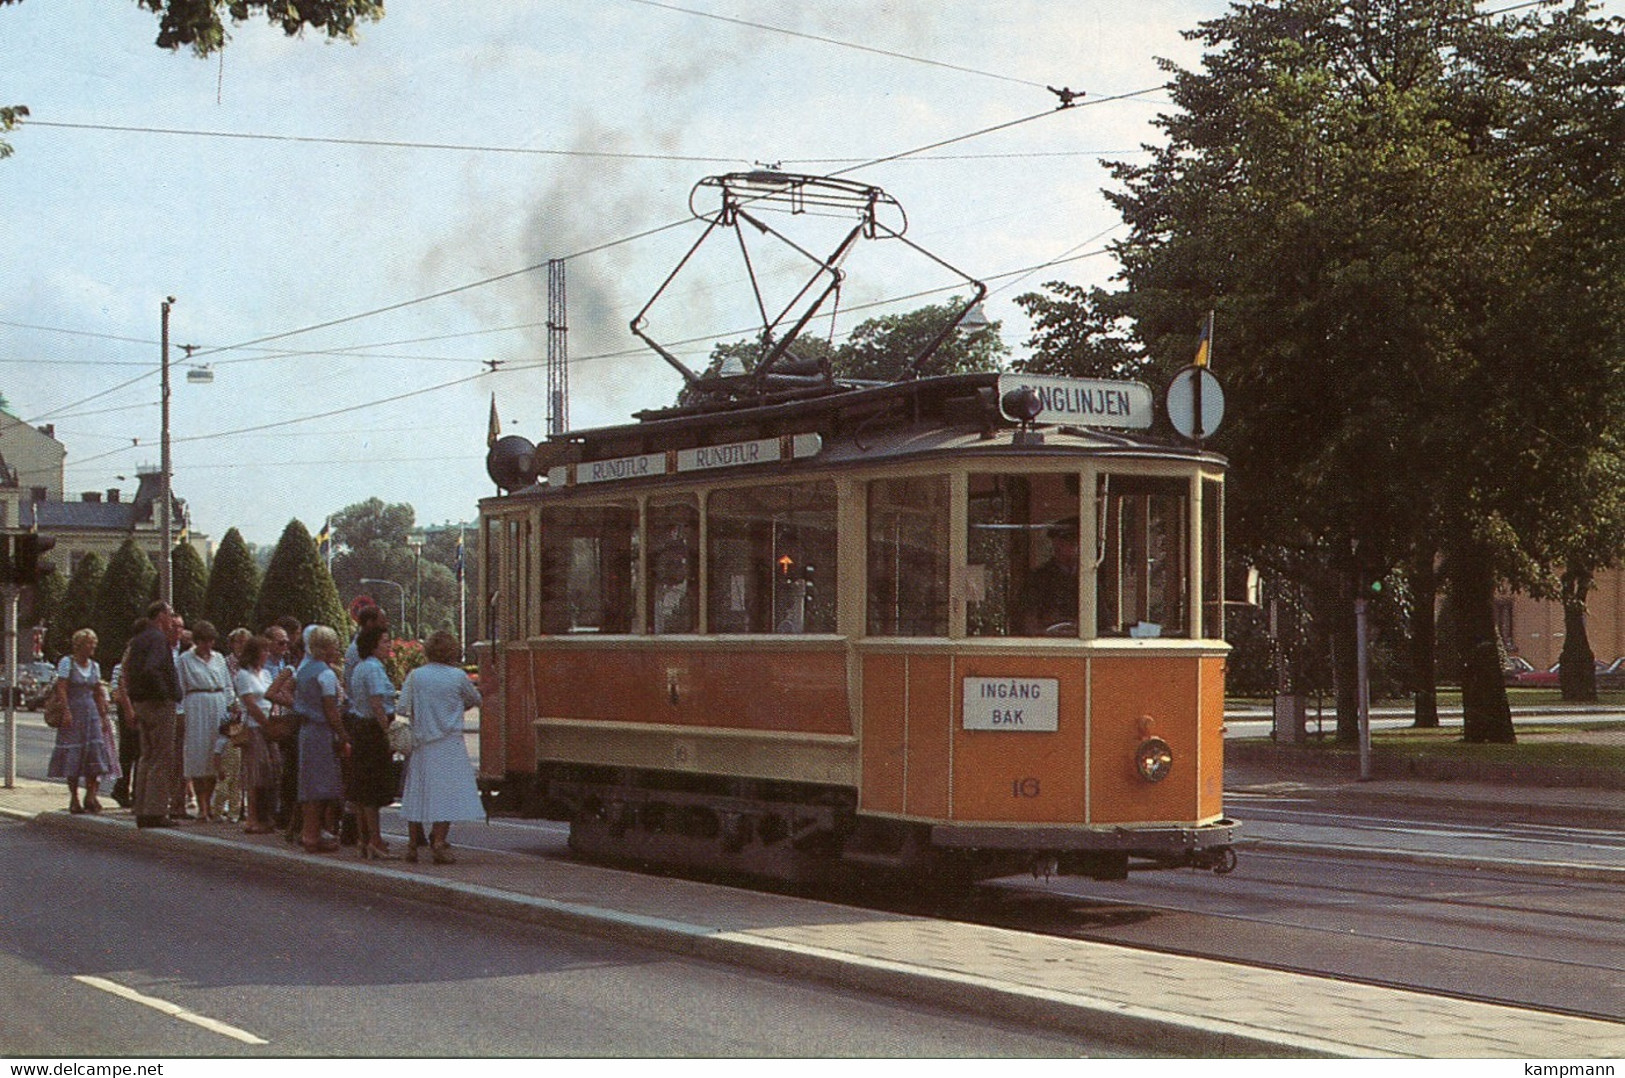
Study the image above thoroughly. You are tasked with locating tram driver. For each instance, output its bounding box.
[1016,516,1080,636]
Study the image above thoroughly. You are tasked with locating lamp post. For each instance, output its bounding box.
[159,297,175,606]
[410,535,423,639]
[360,578,406,636]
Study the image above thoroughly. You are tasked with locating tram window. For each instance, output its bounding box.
[708,482,836,634]
[967,473,1080,638]
[1202,478,1223,639]
[868,476,950,637]
[537,505,638,634]
[1096,475,1189,638]
[648,497,699,634]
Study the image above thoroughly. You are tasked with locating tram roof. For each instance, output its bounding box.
[489,372,1224,500]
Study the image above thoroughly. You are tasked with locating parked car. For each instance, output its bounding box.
[1502,656,1536,685]
[0,660,56,709]
[19,660,56,709]
[1512,657,1621,689]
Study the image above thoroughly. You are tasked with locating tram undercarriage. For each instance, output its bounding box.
[523,764,1238,885]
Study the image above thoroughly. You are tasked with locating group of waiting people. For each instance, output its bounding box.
[45,598,485,863]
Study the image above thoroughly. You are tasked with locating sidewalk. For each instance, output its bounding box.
[2,778,1621,1059]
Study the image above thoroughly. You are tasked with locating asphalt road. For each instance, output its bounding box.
[0,820,1150,1058]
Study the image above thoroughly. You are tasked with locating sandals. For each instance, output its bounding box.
[301,837,340,854]
[430,843,456,865]
[84,797,103,814]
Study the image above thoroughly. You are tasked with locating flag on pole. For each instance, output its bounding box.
[1194,310,1215,369]
[316,518,332,565]
[487,393,501,448]
[455,529,465,584]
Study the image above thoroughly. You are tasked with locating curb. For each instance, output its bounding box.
[23,809,1370,1059]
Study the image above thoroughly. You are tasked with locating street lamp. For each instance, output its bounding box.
[410,535,423,639]
[159,297,175,606]
[360,578,406,636]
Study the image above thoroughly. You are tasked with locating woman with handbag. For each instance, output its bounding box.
[230,635,276,834]
[46,628,119,814]
[398,631,483,864]
[294,625,350,854]
[346,624,398,860]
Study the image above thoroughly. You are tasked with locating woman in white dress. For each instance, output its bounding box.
[399,630,483,864]
[176,620,235,822]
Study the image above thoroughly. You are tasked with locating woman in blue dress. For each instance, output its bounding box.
[399,631,483,864]
[47,628,118,814]
[293,625,351,853]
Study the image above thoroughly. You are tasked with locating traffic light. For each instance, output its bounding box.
[0,533,55,586]
[15,533,54,586]
[1350,540,1385,600]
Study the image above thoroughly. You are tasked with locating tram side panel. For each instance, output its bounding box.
[527,641,855,786]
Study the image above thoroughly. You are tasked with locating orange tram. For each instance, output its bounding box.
[473,370,1238,884]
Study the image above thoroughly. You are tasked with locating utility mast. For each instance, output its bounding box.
[546,258,569,437]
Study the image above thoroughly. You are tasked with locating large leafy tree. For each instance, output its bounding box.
[203,527,261,634]
[1018,0,1625,743]
[93,540,157,669]
[687,298,1007,406]
[328,498,467,639]
[253,519,346,635]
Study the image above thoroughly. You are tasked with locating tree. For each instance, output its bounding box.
[253,519,346,635]
[47,553,103,662]
[204,527,261,634]
[683,298,1007,407]
[1019,0,1625,743]
[831,299,1008,381]
[93,540,157,669]
[0,1,383,155]
[170,541,208,627]
[28,558,66,653]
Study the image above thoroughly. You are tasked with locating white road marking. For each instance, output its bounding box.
[74,975,269,1045]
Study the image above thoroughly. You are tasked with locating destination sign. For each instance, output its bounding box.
[962,677,1060,732]
[677,433,821,473]
[996,374,1153,430]
[547,432,823,486]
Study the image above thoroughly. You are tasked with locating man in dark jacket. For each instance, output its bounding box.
[127,601,182,828]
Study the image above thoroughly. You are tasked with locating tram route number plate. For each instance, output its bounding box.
[962,677,1059,732]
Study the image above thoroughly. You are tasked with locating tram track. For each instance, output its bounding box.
[926,857,1625,1024]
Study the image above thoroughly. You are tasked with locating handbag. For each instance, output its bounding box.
[259,710,298,741]
[43,691,68,729]
[386,716,414,757]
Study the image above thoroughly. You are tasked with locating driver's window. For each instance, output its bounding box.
[1096,474,1189,638]
[966,473,1080,637]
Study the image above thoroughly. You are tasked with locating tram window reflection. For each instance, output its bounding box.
[1096,475,1189,638]
[537,505,638,634]
[648,497,699,634]
[708,482,836,634]
[868,476,950,637]
[967,473,1080,638]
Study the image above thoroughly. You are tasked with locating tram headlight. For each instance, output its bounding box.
[1134,737,1173,783]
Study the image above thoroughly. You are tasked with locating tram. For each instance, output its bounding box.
[472,172,1236,883]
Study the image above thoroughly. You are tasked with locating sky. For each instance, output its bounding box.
[4,0,1265,549]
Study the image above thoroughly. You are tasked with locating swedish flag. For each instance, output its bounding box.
[1194,311,1214,369]
[316,519,332,561]
[455,529,466,583]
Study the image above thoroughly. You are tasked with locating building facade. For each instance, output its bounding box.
[0,412,209,579]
